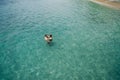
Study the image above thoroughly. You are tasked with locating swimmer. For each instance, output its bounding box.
[44,34,53,44]
[49,35,52,41]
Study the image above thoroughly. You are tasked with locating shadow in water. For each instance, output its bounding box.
[48,42,55,46]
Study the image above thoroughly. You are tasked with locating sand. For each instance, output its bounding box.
[90,0,120,10]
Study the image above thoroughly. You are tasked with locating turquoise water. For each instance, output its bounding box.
[0,0,120,80]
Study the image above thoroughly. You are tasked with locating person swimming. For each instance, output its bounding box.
[44,34,53,44]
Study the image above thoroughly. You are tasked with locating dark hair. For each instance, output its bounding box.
[45,34,47,36]
[50,35,52,37]
[45,34,49,38]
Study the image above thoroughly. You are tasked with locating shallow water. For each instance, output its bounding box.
[0,0,120,80]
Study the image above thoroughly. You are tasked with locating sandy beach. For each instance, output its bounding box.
[90,0,120,9]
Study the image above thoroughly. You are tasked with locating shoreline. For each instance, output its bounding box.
[90,0,120,10]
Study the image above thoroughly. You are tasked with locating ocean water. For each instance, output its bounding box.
[0,0,120,80]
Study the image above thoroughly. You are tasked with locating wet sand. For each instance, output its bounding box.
[90,0,120,9]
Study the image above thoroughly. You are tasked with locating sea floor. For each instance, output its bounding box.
[0,0,120,80]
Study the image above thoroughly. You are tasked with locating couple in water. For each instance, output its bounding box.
[44,34,53,44]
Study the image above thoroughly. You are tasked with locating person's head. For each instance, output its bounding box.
[50,35,52,37]
[45,34,49,37]
[45,34,47,36]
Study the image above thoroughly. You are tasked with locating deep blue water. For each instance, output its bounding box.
[0,0,120,80]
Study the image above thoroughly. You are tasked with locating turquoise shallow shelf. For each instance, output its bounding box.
[0,0,120,80]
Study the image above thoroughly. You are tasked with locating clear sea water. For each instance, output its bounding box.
[0,0,120,80]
